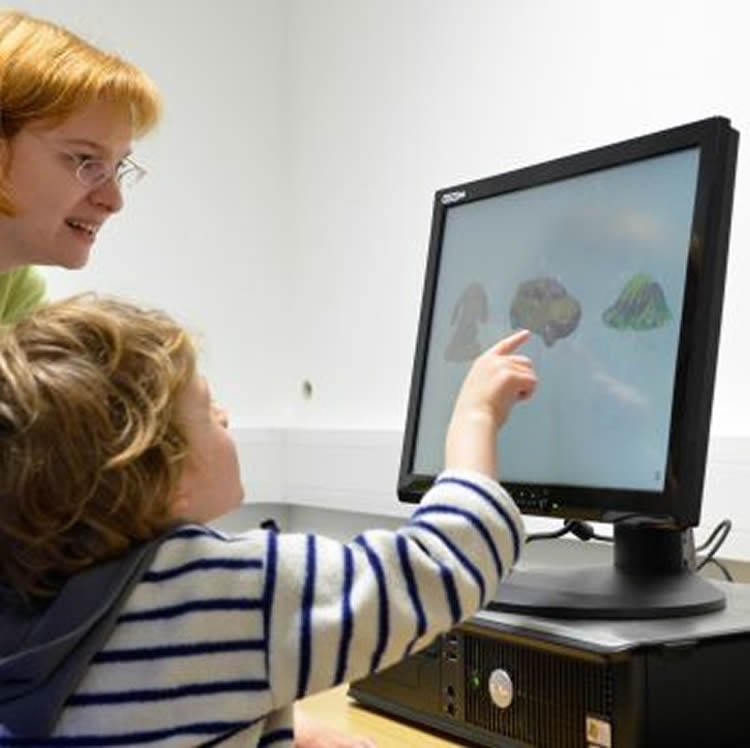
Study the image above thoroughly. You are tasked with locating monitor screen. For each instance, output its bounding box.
[412,148,699,495]
[399,118,739,618]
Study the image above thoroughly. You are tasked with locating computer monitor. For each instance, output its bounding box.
[399,117,739,619]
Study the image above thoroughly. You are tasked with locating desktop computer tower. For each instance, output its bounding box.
[349,583,750,747]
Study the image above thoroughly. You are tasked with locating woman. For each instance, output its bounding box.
[0,9,158,322]
[0,9,374,748]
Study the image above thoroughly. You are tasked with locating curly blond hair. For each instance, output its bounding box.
[0,9,161,214]
[0,294,196,602]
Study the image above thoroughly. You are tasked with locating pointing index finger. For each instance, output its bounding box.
[493,329,531,355]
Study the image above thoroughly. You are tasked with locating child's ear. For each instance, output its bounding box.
[170,489,191,519]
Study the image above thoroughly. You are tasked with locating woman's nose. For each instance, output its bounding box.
[88,178,124,214]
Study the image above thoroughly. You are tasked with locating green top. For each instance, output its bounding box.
[0,267,46,324]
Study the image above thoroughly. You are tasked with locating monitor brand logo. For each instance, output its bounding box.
[440,190,467,205]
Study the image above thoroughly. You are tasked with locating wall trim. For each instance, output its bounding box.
[232,428,750,559]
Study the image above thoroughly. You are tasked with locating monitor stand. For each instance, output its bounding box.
[488,523,726,619]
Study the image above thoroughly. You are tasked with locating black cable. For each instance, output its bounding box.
[525,520,576,543]
[526,519,614,543]
[705,558,735,583]
[525,519,612,544]
[696,518,732,552]
[567,521,594,541]
[591,530,613,542]
[524,515,736,583]
[567,521,614,543]
[696,519,732,574]
[526,518,733,555]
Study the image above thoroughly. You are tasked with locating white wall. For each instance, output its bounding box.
[11,2,750,556]
[280,0,750,434]
[275,0,750,562]
[230,427,750,561]
[20,0,750,434]
[18,0,288,426]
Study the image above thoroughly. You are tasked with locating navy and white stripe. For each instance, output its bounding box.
[435,474,523,562]
[20,469,522,747]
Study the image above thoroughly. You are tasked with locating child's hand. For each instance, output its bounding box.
[294,708,376,748]
[446,329,537,477]
[453,329,536,429]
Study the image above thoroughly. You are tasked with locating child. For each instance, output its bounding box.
[0,294,536,746]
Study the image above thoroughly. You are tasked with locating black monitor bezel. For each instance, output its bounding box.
[398,117,738,528]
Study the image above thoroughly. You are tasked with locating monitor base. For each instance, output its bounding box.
[489,565,726,619]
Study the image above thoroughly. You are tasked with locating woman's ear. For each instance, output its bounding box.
[0,134,13,174]
[0,138,19,216]
[0,139,10,192]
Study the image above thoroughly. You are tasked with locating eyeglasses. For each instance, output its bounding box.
[24,130,147,190]
[72,155,148,190]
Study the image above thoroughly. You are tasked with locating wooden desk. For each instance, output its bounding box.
[297,685,473,747]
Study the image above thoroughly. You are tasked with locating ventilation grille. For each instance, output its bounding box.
[464,634,613,748]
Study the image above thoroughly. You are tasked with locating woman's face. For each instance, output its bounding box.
[0,100,134,270]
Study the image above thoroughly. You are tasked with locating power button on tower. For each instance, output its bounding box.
[488,669,514,709]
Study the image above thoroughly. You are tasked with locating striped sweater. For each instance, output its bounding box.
[2,469,524,746]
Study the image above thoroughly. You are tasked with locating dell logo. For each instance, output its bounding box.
[440,190,467,205]
[488,669,514,709]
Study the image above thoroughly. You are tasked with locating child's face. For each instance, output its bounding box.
[172,374,245,522]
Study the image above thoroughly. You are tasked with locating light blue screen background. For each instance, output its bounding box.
[413,148,700,491]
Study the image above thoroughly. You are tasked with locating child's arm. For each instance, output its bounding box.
[446,328,535,477]
[94,331,536,743]
[265,330,537,705]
